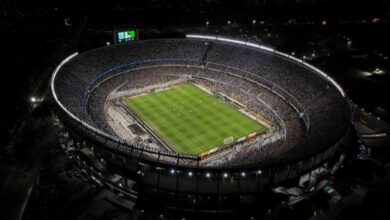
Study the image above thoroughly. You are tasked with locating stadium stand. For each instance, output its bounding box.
[51,37,351,194]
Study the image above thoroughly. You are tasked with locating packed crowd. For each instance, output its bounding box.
[53,38,350,168]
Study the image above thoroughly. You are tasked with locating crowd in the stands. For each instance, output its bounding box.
[53,38,350,168]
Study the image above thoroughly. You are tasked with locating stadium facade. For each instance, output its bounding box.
[51,35,352,215]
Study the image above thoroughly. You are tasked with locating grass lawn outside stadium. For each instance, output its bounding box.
[122,83,267,155]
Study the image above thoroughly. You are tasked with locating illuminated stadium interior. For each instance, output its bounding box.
[51,35,351,169]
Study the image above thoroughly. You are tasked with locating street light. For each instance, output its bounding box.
[30,96,44,104]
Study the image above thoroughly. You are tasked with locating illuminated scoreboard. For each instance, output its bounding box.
[115,29,138,43]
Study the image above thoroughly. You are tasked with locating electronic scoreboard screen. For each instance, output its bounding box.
[115,29,138,43]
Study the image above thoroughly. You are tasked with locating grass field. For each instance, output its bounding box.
[122,83,267,155]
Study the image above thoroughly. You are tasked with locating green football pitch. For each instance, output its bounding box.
[122,83,267,155]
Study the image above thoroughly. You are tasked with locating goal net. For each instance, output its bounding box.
[223,136,234,145]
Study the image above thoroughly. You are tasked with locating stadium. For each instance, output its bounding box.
[51,34,352,215]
